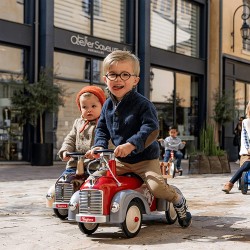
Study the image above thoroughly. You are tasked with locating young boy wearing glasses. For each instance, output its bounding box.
[86,50,192,228]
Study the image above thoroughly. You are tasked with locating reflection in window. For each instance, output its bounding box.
[0,0,24,23]
[82,0,101,16]
[235,81,247,118]
[55,0,91,34]
[93,0,102,16]
[150,0,200,58]
[55,0,125,43]
[54,52,87,80]
[247,84,250,105]
[176,1,199,57]
[92,59,103,83]
[85,58,91,81]
[93,0,125,42]
[151,0,175,52]
[176,73,199,137]
[54,52,104,84]
[82,0,91,15]
[0,45,24,161]
[150,67,199,141]
[0,45,24,98]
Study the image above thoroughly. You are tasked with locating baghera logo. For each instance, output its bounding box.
[81,216,96,222]
[56,203,68,208]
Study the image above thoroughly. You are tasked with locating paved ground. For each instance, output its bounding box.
[0,160,250,250]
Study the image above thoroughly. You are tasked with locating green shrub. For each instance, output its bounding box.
[199,124,225,156]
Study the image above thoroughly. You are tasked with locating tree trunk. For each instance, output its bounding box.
[40,112,43,144]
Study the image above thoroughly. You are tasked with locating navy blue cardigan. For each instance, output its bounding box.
[94,88,160,164]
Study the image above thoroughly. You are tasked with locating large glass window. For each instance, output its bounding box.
[235,81,250,118]
[0,0,24,23]
[0,45,24,98]
[54,0,91,34]
[54,51,104,83]
[150,0,200,58]
[150,67,199,155]
[54,52,90,80]
[54,0,126,43]
[0,45,24,161]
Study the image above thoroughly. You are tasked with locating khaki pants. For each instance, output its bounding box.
[94,158,178,202]
[240,155,250,166]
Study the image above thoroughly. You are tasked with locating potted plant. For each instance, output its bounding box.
[212,89,238,147]
[189,124,231,174]
[212,90,235,126]
[199,124,230,173]
[11,68,66,166]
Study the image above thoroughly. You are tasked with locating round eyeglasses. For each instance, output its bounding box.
[105,72,137,81]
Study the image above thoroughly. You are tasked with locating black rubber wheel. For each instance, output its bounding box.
[241,172,248,195]
[78,222,99,235]
[121,201,142,238]
[165,202,177,224]
[53,208,68,220]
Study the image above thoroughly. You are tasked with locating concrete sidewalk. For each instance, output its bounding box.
[0,161,65,182]
[0,160,250,250]
[0,159,190,182]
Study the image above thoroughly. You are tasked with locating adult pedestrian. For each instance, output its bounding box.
[222,103,250,193]
[233,116,244,164]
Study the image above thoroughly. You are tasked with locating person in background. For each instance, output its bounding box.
[86,50,192,228]
[234,116,244,164]
[159,125,186,172]
[46,85,106,205]
[222,102,250,193]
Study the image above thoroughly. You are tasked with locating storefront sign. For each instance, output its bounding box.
[55,28,132,57]
[70,34,120,55]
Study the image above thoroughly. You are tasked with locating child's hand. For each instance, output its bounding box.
[182,141,186,145]
[85,147,103,159]
[62,151,71,161]
[114,143,135,158]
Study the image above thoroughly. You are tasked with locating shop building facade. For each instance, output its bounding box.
[0,0,249,162]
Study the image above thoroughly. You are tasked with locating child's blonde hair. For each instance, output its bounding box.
[246,101,250,118]
[103,50,140,76]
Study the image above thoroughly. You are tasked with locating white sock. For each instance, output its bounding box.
[173,194,184,206]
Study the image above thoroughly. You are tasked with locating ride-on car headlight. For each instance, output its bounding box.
[69,202,78,211]
[46,193,54,200]
[111,202,120,213]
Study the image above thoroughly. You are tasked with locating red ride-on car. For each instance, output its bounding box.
[70,149,180,238]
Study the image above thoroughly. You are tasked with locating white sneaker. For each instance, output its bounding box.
[235,160,240,164]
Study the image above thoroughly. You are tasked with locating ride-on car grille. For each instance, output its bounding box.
[55,183,74,202]
[79,190,103,214]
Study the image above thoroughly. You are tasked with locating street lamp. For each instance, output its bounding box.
[231,4,250,52]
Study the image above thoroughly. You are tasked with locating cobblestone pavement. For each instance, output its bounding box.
[0,160,250,250]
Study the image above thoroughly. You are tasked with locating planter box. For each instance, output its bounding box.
[199,155,211,174]
[219,154,231,173]
[208,156,222,174]
[189,153,231,174]
[188,155,200,174]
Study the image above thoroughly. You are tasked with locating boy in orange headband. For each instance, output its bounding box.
[46,85,106,207]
